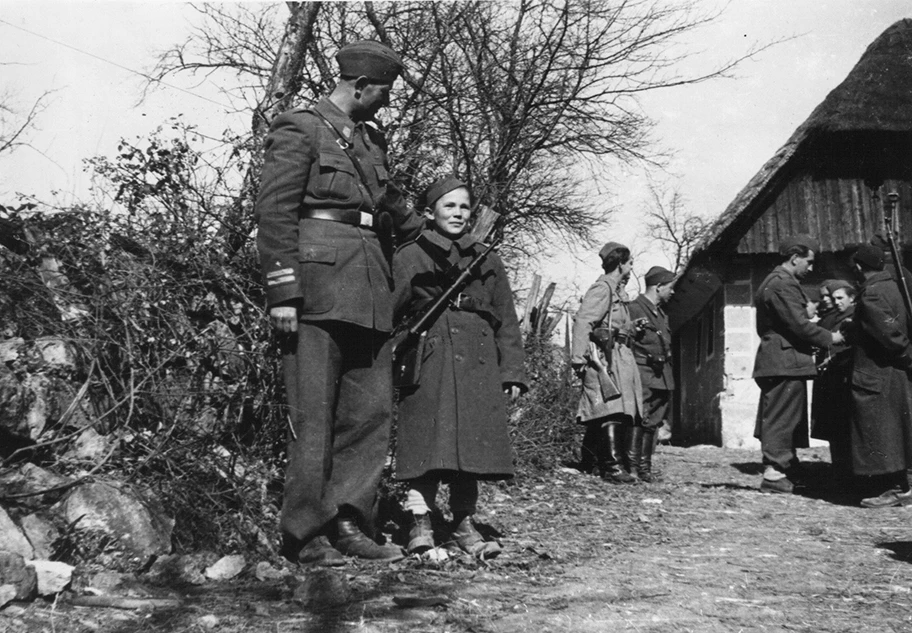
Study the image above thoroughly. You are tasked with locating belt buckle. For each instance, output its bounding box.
[359,212,373,228]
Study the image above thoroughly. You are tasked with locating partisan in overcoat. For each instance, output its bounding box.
[811,305,854,443]
[752,265,833,470]
[393,229,527,481]
[571,275,643,423]
[255,97,421,545]
[850,271,912,476]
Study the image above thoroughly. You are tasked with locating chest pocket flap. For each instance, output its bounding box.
[319,151,354,174]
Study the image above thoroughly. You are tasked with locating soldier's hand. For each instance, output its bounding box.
[831,330,844,345]
[270,306,299,333]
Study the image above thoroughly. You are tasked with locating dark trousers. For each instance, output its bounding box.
[754,377,809,472]
[279,321,392,545]
[641,387,671,429]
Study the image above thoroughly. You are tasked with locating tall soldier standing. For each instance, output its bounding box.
[255,41,422,565]
[629,266,676,482]
[753,235,843,494]
[848,244,912,508]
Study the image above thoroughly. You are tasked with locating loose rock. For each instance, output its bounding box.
[204,555,245,581]
[56,481,173,563]
[29,560,74,596]
[0,509,33,560]
[0,552,37,601]
[0,584,17,609]
[19,513,58,560]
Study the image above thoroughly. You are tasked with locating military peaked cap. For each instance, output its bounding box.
[644,266,675,287]
[336,40,403,83]
[778,234,819,256]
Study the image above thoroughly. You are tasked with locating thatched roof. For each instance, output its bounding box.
[687,18,912,265]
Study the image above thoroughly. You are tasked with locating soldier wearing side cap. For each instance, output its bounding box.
[848,244,912,508]
[628,265,676,482]
[752,234,843,494]
[570,242,643,484]
[255,40,422,566]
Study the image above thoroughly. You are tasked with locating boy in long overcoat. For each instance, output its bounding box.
[393,176,527,558]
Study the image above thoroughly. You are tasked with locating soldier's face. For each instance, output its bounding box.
[425,187,472,237]
[620,258,633,282]
[657,282,674,304]
[359,81,393,118]
[833,289,853,313]
[819,289,833,310]
[794,250,815,278]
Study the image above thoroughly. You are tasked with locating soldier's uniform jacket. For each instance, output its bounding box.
[255,97,422,332]
[752,265,833,379]
[629,294,674,390]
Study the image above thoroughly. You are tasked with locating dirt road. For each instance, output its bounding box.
[5,445,912,632]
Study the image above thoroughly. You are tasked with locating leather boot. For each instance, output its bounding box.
[296,535,345,567]
[334,517,405,562]
[451,513,501,559]
[407,513,434,554]
[639,427,657,483]
[579,423,600,474]
[602,424,636,484]
[626,426,644,480]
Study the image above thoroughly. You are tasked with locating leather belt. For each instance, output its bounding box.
[615,332,634,347]
[302,208,373,229]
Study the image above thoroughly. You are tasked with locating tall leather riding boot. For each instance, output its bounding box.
[602,424,636,484]
[579,422,600,474]
[626,426,644,481]
[639,427,657,483]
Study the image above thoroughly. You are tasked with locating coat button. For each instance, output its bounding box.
[479,357,486,364]
[451,327,459,334]
[455,354,464,362]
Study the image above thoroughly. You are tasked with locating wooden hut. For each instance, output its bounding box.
[668,19,912,447]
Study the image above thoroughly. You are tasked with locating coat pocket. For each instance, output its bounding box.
[298,243,336,314]
[313,150,356,201]
[851,368,883,394]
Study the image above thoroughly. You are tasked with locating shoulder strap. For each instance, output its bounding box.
[308,108,376,208]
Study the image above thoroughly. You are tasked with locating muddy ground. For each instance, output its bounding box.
[5,444,912,633]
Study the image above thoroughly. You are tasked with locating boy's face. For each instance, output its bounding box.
[425,187,472,237]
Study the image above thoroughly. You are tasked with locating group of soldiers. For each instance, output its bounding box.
[753,234,912,507]
[569,244,676,484]
[252,37,912,570]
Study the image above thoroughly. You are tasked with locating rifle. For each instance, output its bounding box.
[391,233,502,392]
[884,192,912,326]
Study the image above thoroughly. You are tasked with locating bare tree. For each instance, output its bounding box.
[148,1,767,258]
[0,90,51,157]
[643,182,710,272]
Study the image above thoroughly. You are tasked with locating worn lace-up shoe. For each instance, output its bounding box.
[407,513,434,555]
[451,515,502,559]
[760,477,794,494]
[297,535,345,567]
[860,486,912,508]
[334,518,405,562]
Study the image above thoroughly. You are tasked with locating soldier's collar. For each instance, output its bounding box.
[420,228,478,251]
[314,98,357,142]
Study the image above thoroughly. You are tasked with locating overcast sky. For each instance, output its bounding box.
[1,0,910,300]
